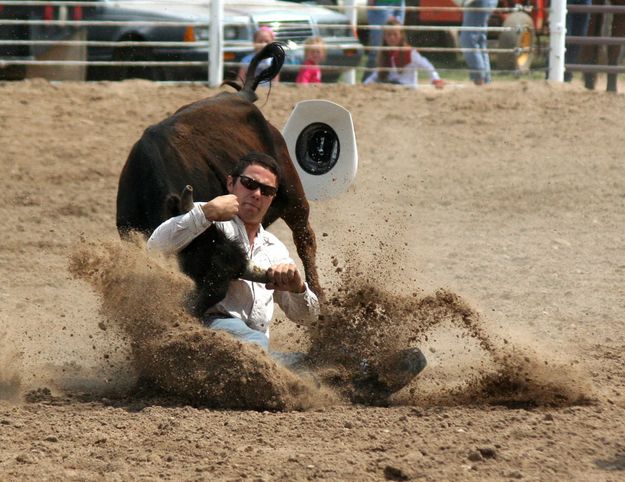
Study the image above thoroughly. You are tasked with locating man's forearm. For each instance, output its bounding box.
[147,203,210,254]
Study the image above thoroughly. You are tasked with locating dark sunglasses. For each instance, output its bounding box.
[238,175,278,197]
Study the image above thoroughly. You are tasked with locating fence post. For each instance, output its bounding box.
[343,0,357,84]
[209,0,224,86]
[548,0,567,81]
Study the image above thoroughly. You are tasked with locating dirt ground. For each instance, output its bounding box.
[1,77,624,481]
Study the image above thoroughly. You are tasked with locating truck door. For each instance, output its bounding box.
[0,4,30,59]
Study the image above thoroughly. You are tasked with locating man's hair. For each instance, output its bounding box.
[231,151,281,186]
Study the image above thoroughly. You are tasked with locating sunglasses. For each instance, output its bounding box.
[238,175,278,197]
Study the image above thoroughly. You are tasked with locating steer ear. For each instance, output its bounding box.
[180,185,195,213]
[240,42,285,100]
[163,185,195,220]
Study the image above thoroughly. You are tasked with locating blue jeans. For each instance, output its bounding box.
[206,317,426,389]
[564,0,591,80]
[460,0,498,83]
[205,317,308,370]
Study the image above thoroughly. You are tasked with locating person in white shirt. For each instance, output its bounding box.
[364,18,445,89]
[148,152,427,390]
[147,152,319,367]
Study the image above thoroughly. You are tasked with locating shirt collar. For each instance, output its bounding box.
[232,216,276,249]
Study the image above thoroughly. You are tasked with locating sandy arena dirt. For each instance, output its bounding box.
[1,78,624,480]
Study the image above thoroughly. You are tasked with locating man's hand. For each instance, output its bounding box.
[266,263,306,293]
[202,194,239,222]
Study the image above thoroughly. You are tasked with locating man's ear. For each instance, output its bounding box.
[226,175,234,193]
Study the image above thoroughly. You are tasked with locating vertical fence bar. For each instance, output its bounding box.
[548,0,567,81]
[344,0,357,84]
[209,0,224,86]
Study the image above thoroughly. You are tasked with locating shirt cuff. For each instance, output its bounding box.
[191,203,212,230]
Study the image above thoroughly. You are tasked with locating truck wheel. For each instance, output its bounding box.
[497,11,534,72]
[113,44,167,81]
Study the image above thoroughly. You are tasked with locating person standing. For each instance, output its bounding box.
[459,0,498,85]
[564,0,591,82]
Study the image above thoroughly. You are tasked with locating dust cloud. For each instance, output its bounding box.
[68,234,335,411]
[0,329,22,402]
[18,227,592,411]
[309,248,594,408]
[4,226,593,412]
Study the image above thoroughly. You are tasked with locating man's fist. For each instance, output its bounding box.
[202,194,239,222]
[266,263,306,293]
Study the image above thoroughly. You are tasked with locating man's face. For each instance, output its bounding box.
[227,164,278,226]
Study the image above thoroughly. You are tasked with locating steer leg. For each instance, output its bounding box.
[607,13,625,92]
[580,9,602,90]
[279,206,323,301]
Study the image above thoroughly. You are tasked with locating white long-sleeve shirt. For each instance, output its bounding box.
[147,202,319,336]
[364,49,440,88]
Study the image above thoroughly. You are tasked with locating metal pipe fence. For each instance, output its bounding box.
[1,0,622,84]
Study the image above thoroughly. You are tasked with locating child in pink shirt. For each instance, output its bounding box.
[296,37,325,84]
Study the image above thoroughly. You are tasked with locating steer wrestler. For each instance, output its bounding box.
[147,151,426,388]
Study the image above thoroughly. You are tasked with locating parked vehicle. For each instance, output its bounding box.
[0,2,85,80]
[301,0,546,72]
[290,0,368,25]
[83,0,363,82]
[0,0,362,82]
[404,0,548,72]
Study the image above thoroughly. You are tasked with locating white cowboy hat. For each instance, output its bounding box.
[282,100,358,201]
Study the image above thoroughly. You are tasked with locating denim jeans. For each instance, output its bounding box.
[564,0,591,80]
[460,0,498,83]
[204,317,426,386]
[205,317,308,370]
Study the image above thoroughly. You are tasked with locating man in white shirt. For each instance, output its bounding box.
[148,151,427,391]
[147,152,319,366]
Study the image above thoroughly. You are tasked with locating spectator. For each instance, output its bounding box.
[459,0,498,85]
[363,0,406,82]
[564,0,592,82]
[296,36,326,84]
[364,18,444,89]
[238,26,279,84]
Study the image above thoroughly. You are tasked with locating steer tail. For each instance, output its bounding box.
[238,42,285,103]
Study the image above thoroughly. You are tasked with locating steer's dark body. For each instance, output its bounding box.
[116,44,320,312]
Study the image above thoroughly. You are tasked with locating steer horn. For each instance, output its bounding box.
[178,185,270,284]
[180,185,195,213]
[241,263,270,284]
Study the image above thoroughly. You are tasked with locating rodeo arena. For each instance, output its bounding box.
[1,0,625,480]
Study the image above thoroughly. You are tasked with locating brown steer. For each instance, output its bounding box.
[116,43,321,313]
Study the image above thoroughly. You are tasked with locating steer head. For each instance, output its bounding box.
[166,185,270,316]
